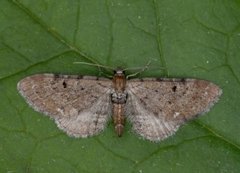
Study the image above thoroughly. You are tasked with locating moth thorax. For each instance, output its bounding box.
[111,92,128,104]
[113,69,126,92]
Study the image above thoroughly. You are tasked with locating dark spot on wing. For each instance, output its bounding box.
[77,75,83,79]
[181,78,186,83]
[172,86,177,92]
[81,87,85,90]
[62,81,67,88]
[155,89,158,93]
[139,98,147,106]
[156,78,163,81]
[168,101,172,104]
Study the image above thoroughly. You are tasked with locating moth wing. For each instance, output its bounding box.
[126,78,222,142]
[17,74,113,137]
[56,92,112,137]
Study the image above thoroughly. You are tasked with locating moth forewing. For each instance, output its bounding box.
[17,70,222,142]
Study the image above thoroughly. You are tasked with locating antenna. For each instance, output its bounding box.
[73,62,115,70]
[74,60,166,78]
[125,60,165,78]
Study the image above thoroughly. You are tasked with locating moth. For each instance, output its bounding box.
[17,69,222,142]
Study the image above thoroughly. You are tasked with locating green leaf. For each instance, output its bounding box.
[1,0,240,172]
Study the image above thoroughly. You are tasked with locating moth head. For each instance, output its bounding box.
[113,68,125,77]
